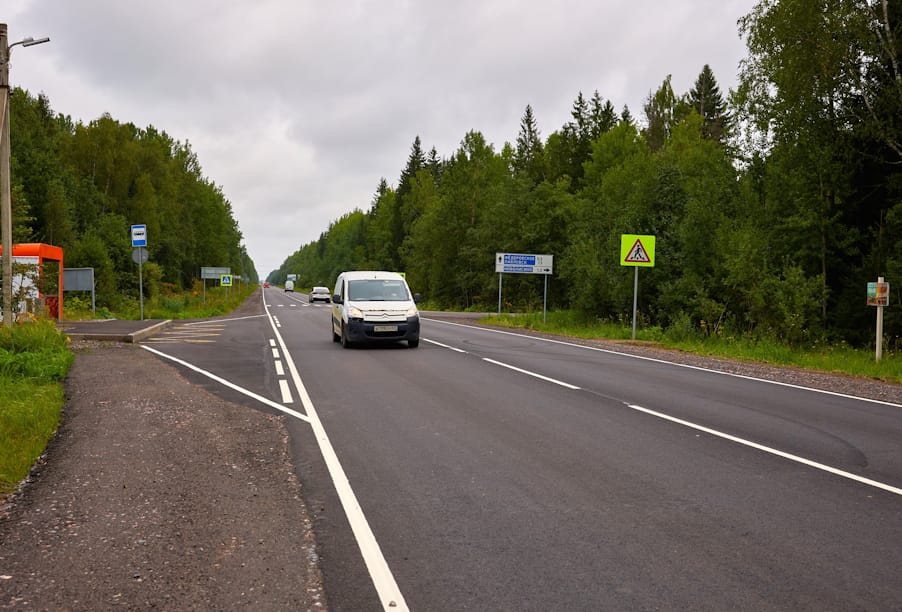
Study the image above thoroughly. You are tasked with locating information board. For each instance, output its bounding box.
[495,253,553,274]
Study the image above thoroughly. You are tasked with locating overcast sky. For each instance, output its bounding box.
[7,1,757,278]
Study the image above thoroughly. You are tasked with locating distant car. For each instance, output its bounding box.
[263,281,270,288]
[309,286,331,303]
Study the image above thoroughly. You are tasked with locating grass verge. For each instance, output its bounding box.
[0,321,73,497]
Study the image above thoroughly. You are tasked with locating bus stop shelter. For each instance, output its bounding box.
[0,242,64,320]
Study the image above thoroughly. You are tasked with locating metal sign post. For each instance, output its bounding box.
[495,253,554,321]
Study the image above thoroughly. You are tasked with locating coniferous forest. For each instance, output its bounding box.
[8,92,255,310]
[274,1,902,349]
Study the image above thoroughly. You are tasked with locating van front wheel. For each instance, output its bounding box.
[341,323,352,348]
[408,339,419,348]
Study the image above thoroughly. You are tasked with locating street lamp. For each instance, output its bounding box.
[1,24,50,326]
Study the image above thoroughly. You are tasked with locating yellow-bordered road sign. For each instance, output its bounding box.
[220,274,233,286]
[620,234,656,267]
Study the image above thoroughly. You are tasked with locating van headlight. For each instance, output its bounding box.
[348,306,364,319]
[406,306,419,318]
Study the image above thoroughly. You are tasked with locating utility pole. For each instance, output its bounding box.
[0,25,49,327]
[1,24,12,326]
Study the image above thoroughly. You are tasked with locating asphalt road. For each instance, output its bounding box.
[142,287,902,611]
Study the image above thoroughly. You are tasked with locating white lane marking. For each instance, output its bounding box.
[422,338,467,353]
[264,305,409,610]
[482,358,580,390]
[183,314,267,326]
[269,338,276,347]
[271,348,280,359]
[273,316,282,328]
[425,320,902,496]
[627,403,902,497]
[140,345,310,423]
[424,319,902,409]
[279,379,293,404]
[274,360,285,377]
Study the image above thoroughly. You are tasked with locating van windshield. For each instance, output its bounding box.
[348,279,409,301]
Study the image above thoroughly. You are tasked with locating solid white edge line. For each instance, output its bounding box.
[423,318,902,409]
[279,379,293,404]
[140,345,310,423]
[264,300,409,610]
[627,403,902,497]
[482,358,581,390]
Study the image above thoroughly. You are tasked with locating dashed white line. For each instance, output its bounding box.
[279,379,293,403]
[482,357,581,390]
[422,338,467,353]
[274,360,285,376]
[627,403,902,497]
[424,318,902,409]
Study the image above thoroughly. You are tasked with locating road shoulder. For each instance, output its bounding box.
[0,340,326,610]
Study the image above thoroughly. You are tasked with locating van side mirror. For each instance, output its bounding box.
[413,293,422,303]
[332,294,342,304]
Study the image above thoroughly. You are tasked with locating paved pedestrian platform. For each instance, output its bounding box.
[57,319,171,343]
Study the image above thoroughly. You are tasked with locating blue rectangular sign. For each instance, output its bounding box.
[131,224,147,247]
[503,254,537,266]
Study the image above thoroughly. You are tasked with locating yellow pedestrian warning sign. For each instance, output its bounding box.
[620,234,655,267]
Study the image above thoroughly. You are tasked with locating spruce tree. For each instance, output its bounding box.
[514,104,545,183]
[688,64,731,144]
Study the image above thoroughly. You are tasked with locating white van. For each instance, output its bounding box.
[284,280,294,292]
[331,271,420,348]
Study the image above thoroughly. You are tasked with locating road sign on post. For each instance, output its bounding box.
[868,278,890,361]
[130,225,148,320]
[220,274,233,287]
[495,253,554,322]
[620,234,657,340]
[200,267,231,303]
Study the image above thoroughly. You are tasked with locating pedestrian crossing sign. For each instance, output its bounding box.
[620,234,655,267]
[221,274,233,286]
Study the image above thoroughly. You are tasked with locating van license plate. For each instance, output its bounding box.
[374,325,398,332]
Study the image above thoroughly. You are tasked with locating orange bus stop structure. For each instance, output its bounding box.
[0,242,64,320]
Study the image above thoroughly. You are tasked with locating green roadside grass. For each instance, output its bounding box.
[0,321,73,498]
[480,311,902,385]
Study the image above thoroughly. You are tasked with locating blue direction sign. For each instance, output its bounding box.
[131,224,147,247]
[495,252,553,275]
